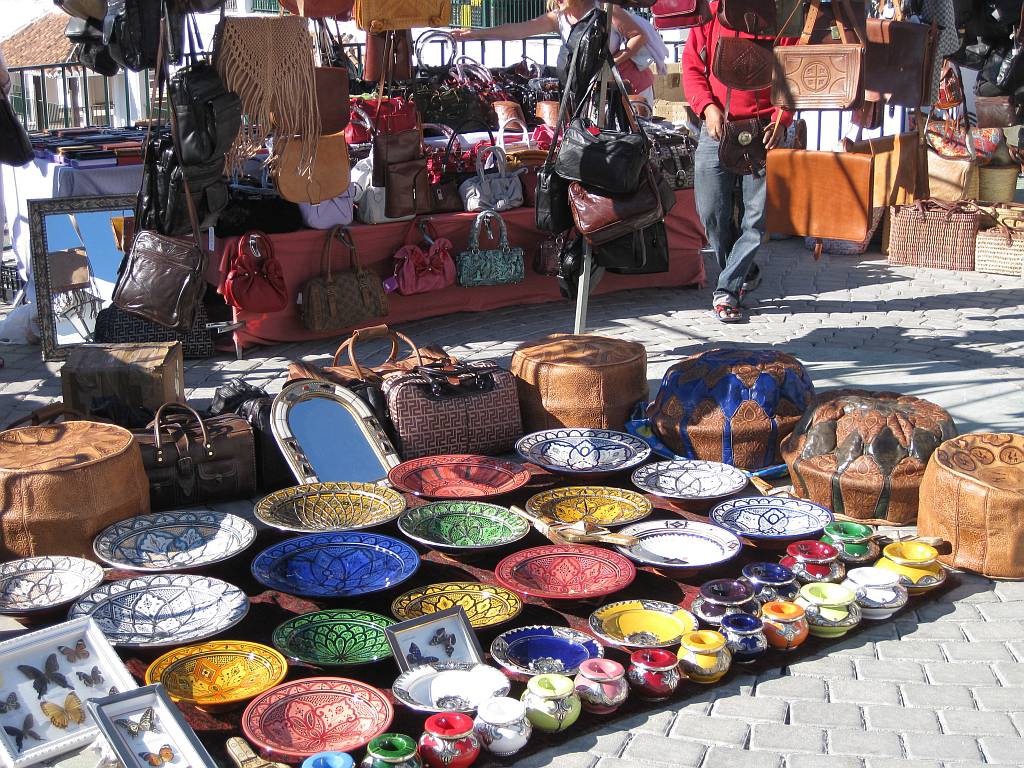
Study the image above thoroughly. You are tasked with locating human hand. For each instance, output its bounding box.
[704,104,725,141]
[763,118,785,149]
[450,28,475,41]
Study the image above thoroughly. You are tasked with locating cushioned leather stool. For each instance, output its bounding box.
[919,433,1024,578]
[511,334,647,431]
[782,389,957,524]
[0,421,149,559]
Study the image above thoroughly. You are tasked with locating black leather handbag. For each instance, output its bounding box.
[208,380,293,493]
[595,221,670,274]
[555,114,649,195]
[0,90,33,167]
[169,60,241,168]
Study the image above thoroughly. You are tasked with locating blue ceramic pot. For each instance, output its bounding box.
[506,635,590,677]
[741,562,800,604]
[720,613,768,664]
[304,753,354,768]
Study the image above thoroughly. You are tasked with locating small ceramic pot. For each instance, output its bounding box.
[362,735,422,768]
[875,541,947,595]
[781,540,846,584]
[627,648,681,701]
[760,600,809,651]
[821,521,881,565]
[720,613,768,664]
[795,583,862,639]
[573,658,628,715]
[473,697,531,757]
[690,579,760,627]
[520,674,581,733]
[676,630,731,684]
[842,566,910,620]
[304,753,354,768]
[419,713,480,768]
[740,562,800,604]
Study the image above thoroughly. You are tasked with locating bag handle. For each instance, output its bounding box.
[796,0,861,46]
[469,209,510,253]
[332,325,425,378]
[498,118,531,151]
[414,29,457,71]
[152,402,211,463]
[475,144,510,182]
[5,404,89,430]
[351,104,375,141]
[440,118,495,173]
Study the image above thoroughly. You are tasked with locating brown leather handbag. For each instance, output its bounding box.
[864,10,935,108]
[363,30,413,81]
[301,226,388,332]
[134,402,256,511]
[372,124,422,187]
[844,130,922,207]
[719,0,776,35]
[976,95,1019,128]
[714,35,774,91]
[385,157,432,218]
[568,165,665,245]
[719,117,767,174]
[274,132,351,205]
[315,66,351,134]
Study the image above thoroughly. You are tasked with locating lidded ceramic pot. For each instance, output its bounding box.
[304,754,354,768]
[821,521,880,565]
[520,673,581,733]
[842,566,909,620]
[362,735,422,768]
[676,630,731,684]
[740,562,799,604]
[874,541,947,595]
[795,583,862,638]
[627,648,681,701]
[720,613,768,664]
[781,540,846,584]
[690,578,759,626]
[473,697,531,757]
[419,713,480,768]
[760,600,809,651]
[573,658,628,715]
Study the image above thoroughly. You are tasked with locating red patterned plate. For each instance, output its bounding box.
[241,677,393,763]
[494,544,637,601]
[388,455,531,499]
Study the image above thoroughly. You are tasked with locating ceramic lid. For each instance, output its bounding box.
[679,630,727,654]
[823,521,873,543]
[761,601,805,621]
[477,697,526,725]
[424,713,475,740]
[720,613,763,634]
[699,578,754,605]
[882,541,938,567]
[578,658,625,681]
[526,673,576,698]
[741,562,794,586]
[367,734,418,762]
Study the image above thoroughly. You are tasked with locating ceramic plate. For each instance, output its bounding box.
[254,482,407,533]
[494,544,636,601]
[710,497,834,541]
[397,501,530,551]
[388,455,530,499]
[490,625,604,680]
[272,609,395,666]
[614,519,743,570]
[515,428,652,475]
[93,510,256,571]
[145,641,288,709]
[631,460,749,501]
[251,532,420,598]
[68,574,249,648]
[391,662,510,713]
[589,600,697,648]
[0,556,104,615]
[525,486,653,527]
[242,677,393,762]
[391,582,523,629]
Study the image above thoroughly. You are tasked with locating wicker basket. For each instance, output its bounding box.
[888,200,979,271]
[978,165,1020,204]
[975,226,1024,277]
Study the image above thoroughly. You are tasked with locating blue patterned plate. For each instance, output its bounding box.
[489,625,604,681]
[631,460,749,501]
[710,496,834,541]
[515,429,652,475]
[0,556,104,615]
[251,532,421,598]
[614,519,743,571]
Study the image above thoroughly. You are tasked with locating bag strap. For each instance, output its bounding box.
[441,118,495,172]
[337,226,359,270]
[498,118,532,150]
[469,209,509,252]
[475,144,509,181]
[321,225,340,281]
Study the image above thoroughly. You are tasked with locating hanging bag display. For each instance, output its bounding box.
[389,219,456,295]
[220,231,288,314]
[456,210,525,287]
[458,145,524,212]
[353,0,450,32]
[301,226,388,332]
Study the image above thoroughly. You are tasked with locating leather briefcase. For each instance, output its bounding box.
[568,166,664,245]
[864,15,934,108]
[844,130,921,208]
[714,36,773,91]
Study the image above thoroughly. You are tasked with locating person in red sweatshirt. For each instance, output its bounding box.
[683,3,793,323]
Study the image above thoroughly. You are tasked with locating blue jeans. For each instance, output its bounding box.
[694,126,767,307]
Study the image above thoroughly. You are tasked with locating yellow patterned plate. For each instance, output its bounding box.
[145,640,288,711]
[391,581,524,629]
[526,486,653,528]
[254,482,407,533]
[588,600,697,648]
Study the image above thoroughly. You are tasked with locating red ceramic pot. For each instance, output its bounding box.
[780,540,845,584]
[626,649,681,701]
[419,713,480,768]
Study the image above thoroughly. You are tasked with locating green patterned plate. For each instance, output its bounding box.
[254,483,407,533]
[397,501,531,552]
[391,582,524,629]
[271,609,396,666]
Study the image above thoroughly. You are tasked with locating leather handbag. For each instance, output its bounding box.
[456,210,526,287]
[220,231,288,314]
[315,66,351,135]
[555,99,650,196]
[926,149,979,201]
[427,120,494,213]
[349,96,418,140]
[274,132,351,205]
[976,95,1019,128]
[301,226,388,332]
[458,146,524,212]
[385,157,432,218]
[844,130,921,208]
[864,9,935,107]
[372,124,422,188]
[209,380,293,493]
[390,219,456,295]
[714,35,774,91]
[353,157,415,224]
[0,89,34,167]
[719,117,767,175]
[651,0,712,29]
[278,0,355,16]
[595,220,670,275]
[499,120,546,206]
[935,58,965,109]
[568,164,665,246]
[353,0,450,32]
[719,0,776,35]
[134,402,256,511]
[364,29,413,82]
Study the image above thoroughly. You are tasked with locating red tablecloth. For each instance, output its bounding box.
[211,191,705,349]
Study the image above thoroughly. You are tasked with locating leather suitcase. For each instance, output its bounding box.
[844,131,922,208]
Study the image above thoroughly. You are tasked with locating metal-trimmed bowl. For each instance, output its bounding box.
[254,483,407,534]
[397,501,530,552]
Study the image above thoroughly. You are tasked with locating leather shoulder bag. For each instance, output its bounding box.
[456,209,526,287]
[301,225,388,332]
[714,33,774,91]
[220,230,288,313]
[459,145,524,212]
[651,0,713,30]
[568,163,665,245]
[364,29,413,82]
[864,2,936,108]
[274,132,351,205]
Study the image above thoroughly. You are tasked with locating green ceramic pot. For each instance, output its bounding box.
[821,522,880,565]
[272,609,395,666]
[397,502,530,552]
[362,734,421,768]
[519,674,581,733]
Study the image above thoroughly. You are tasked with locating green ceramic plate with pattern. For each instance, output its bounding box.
[391,581,524,628]
[254,482,407,534]
[271,608,396,666]
[397,502,531,552]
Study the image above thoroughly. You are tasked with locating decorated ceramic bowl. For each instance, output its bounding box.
[0,556,104,616]
[490,625,604,681]
[251,532,420,598]
[710,496,834,543]
[391,582,523,629]
[821,521,881,565]
[842,567,910,621]
[254,482,407,533]
[781,540,846,584]
[391,662,510,713]
[494,545,636,601]
[613,519,743,572]
[631,460,749,501]
[92,510,256,571]
[272,609,395,666]
[588,600,697,648]
[242,677,393,763]
[795,582,862,638]
[388,455,530,499]
[68,574,249,648]
[515,428,651,476]
[397,502,530,552]
[689,578,760,626]
[740,562,800,604]
[525,486,652,527]
[875,541,947,595]
[145,640,288,711]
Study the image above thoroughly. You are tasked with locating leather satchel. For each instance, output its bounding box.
[315,66,351,135]
[864,14,935,107]
[353,0,450,32]
[719,0,776,35]
[456,210,525,287]
[220,231,288,314]
[714,36,774,91]
[568,165,665,246]
[719,118,767,175]
[372,124,422,188]
[651,0,713,29]
[976,95,1019,129]
[385,157,432,218]
[364,30,413,82]
[274,132,351,205]
[301,226,388,332]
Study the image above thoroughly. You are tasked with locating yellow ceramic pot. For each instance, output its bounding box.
[875,542,948,595]
[588,600,697,648]
[676,630,731,684]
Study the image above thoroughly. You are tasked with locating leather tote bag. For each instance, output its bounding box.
[714,35,774,91]
[864,5,936,108]
[459,146,524,212]
[301,226,388,332]
[652,0,712,29]
[353,0,450,32]
[568,164,665,245]
[456,210,526,287]
[220,230,288,314]
[390,219,456,295]
[274,132,351,205]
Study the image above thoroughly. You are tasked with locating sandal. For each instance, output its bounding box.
[714,304,744,323]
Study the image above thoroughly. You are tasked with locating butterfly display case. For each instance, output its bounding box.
[0,617,137,768]
[88,684,215,768]
[384,607,484,674]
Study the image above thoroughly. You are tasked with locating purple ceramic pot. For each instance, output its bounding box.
[690,579,760,627]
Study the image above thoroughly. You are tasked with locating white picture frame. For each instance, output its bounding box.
[385,607,484,673]
[0,617,137,768]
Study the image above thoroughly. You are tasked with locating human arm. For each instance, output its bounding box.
[452,13,558,41]
[681,25,723,137]
[609,6,646,66]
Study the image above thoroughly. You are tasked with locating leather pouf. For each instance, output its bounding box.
[511,334,647,431]
[782,389,957,524]
[0,421,149,559]
[649,348,814,470]
[919,433,1024,578]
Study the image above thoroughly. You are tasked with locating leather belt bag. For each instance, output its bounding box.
[568,164,665,245]
[864,14,935,108]
[714,35,774,91]
[719,117,767,175]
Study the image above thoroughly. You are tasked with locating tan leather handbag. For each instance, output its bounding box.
[274,132,350,205]
[844,130,922,208]
[353,0,451,33]
[301,226,388,332]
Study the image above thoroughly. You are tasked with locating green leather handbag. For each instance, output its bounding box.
[456,210,525,287]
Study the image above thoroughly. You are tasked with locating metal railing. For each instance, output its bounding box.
[250,0,281,11]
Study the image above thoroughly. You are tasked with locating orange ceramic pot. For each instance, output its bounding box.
[760,601,809,651]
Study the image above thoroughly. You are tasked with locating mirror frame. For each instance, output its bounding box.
[271,379,401,485]
[29,194,137,362]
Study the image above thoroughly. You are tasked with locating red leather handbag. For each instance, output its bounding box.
[221,231,288,313]
[388,219,456,296]
[652,0,713,29]
[345,96,418,144]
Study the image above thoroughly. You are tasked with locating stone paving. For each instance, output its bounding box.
[1,238,1024,767]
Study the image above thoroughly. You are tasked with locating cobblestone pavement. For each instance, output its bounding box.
[2,239,1024,767]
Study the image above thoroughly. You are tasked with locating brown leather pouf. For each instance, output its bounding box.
[919,433,1024,578]
[782,389,957,525]
[511,334,647,431]
[0,421,149,559]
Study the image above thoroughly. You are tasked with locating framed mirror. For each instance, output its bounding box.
[29,195,136,361]
[272,380,401,485]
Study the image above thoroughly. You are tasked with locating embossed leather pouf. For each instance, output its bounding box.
[918,433,1024,578]
[649,348,814,470]
[782,390,957,525]
[0,421,149,559]
[511,334,647,431]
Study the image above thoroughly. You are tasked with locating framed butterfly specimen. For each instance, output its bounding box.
[384,607,483,674]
